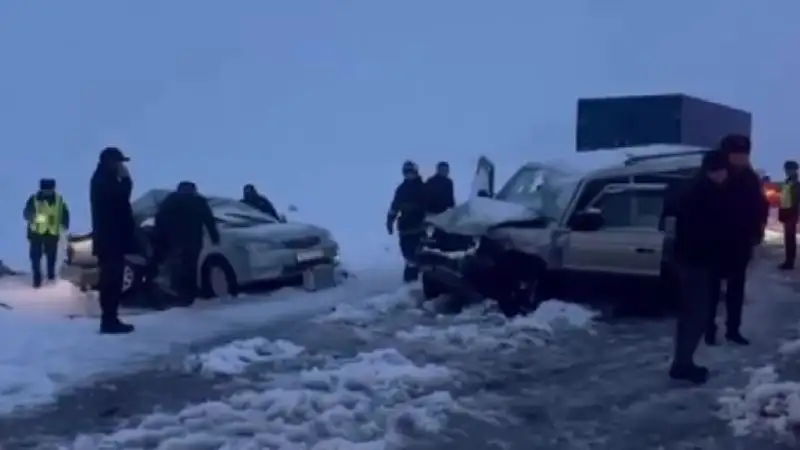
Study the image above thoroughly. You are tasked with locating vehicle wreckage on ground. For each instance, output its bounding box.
[418,93,753,315]
[60,189,343,307]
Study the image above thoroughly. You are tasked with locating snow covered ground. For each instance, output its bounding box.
[0,254,404,415]
[0,255,788,449]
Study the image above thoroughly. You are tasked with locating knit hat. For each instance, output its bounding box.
[701,150,728,172]
[718,134,751,155]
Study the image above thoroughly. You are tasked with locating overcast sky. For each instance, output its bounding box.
[0,0,797,248]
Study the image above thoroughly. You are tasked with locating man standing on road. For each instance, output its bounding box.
[387,160,428,282]
[90,147,137,334]
[778,160,800,270]
[23,178,70,288]
[707,134,769,346]
[670,150,733,384]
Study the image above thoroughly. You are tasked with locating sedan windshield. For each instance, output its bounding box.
[495,165,579,220]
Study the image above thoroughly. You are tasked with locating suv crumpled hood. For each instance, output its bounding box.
[425,197,539,236]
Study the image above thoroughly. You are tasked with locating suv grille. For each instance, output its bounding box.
[283,236,321,250]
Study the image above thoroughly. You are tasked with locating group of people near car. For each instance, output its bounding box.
[22,147,283,334]
[666,134,799,385]
[18,139,800,347]
[385,160,456,282]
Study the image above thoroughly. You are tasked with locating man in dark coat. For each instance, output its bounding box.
[425,161,459,250]
[150,181,220,306]
[387,160,428,282]
[778,160,800,270]
[670,150,733,385]
[90,147,137,334]
[23,178,70,287]
[241,184,280,220]
[707,134,768,346]
[425,161,455,214]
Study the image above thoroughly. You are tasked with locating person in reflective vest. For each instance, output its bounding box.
[779,160,800,270]
[22,178,70,287]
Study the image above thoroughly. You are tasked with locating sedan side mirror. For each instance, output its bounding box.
[568,209,604,232]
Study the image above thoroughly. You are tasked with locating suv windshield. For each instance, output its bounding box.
[495,165,579,220]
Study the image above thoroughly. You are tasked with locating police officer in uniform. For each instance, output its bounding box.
[23,178,70,288]
[779,160,800,270]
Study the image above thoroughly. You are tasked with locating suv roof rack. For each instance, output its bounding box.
[624,149,709,166]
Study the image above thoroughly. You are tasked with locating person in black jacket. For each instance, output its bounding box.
[241,184,280,220]
[709,134,768,346]
[90,147,137,334]
[425,161,455,214]
[778,160,800,270]
[23,178,70,287]
[670,150,733,385]
[387,160,428,282]
[150,181,221,306]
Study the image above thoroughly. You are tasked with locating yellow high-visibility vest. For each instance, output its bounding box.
[30,195,63,236]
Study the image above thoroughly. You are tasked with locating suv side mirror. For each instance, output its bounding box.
[568,209,604,232]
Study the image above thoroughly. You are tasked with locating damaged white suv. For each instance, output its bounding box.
[418,149,705,314]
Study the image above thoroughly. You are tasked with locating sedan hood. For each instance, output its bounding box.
[225,222,328,241]
[426,197,539,236]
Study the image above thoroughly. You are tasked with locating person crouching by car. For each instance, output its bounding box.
[241,184,282,221]
[387,160,428,282]
[778,160,800,270]
[669,150,733,385]
[23,178,70,288]
[149,181,221,307]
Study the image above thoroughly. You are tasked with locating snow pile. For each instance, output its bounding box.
[397,300,596,353]
[70,348,468,449]
[0,267,401,414]
[718,365,800,442]
[317,286,418,325]
[185,337,305,376]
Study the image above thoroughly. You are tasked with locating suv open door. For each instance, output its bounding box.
[470,156,495,198]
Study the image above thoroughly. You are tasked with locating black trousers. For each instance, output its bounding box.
[784,219,797,265]
[673,265,716,367]
[708,262,746,336]
[97,253,125,323]
[399,231,424,265]
[149,243,200,304]
[29,234,59,285]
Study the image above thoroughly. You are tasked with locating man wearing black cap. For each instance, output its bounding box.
[778,160,800,270]
[90,147,136,334]
[670,150,733,384]
[707,134,768,346]
[149,181,220,306]
[23,178,70,288]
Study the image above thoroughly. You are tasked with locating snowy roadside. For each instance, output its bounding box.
[0,261,403,416]
[21,288,597,450]
[47,255,800,450]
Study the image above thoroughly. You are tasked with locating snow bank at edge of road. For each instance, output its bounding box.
[71,347,470,450]
[718,365,800,443]
[0,264,402,416]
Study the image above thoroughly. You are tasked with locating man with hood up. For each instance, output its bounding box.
[241,184,281,221]
[387,160,428,282]
[150,181,220,306]
[90,147,137,334]
[23,178,70,288]
[425,161,455,215]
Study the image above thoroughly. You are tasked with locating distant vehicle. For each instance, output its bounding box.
[60,189,340,300]
[418,147,707,311]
